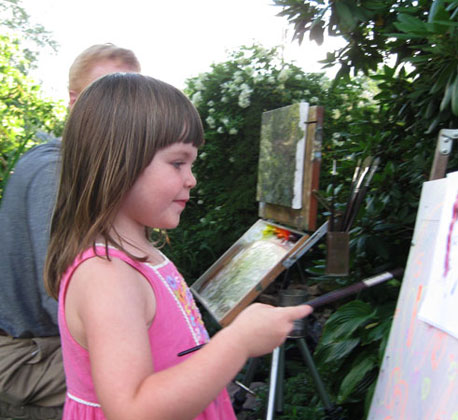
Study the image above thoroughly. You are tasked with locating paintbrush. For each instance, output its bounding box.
[312,190,332,212]
[341,157,372,231]
[303,267,403,310]
[344,157,380,232]
[338,158,361,230]
[176,268,403,357]
[330,160,337,231]
[178,268,404,357]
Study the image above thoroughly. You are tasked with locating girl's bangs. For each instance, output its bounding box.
[176,99,204,147]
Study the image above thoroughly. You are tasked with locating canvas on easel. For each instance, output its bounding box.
[191,103,323,326]
[368,131,458,419]
[258,103,322,232]
[257,102,309,209]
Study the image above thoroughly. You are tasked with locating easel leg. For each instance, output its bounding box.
[265,339,339,420]
[295,259,307,283]
[266,346,281,420]
[275,344,285,414]
[296,338,333,411]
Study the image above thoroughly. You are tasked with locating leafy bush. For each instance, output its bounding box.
[0,35,65,199]
[0,1,66,199]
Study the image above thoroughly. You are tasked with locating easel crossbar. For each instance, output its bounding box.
[282,221,328,269]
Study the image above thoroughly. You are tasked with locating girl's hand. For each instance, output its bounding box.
[226,303,313,358]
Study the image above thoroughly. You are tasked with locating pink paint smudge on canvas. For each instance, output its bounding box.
[443,192,458,292]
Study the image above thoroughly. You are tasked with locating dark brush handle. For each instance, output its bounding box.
[304,268,404,309]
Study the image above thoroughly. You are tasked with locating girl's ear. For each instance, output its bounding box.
[69,90,78,109]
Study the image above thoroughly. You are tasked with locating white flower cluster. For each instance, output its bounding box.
[205,115,216,128]
[277,68,291,82]
[238,83,252,108]
[191,91,203,107]
[332,132,345,146]
[188,52,311,140]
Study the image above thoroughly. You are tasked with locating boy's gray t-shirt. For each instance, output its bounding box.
[0,138,61,338]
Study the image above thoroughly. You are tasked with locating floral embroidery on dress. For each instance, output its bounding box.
[164,274,209,342]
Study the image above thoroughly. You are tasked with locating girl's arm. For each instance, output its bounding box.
[68,257,312,420]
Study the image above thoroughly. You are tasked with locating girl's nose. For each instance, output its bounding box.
[185,171,197,189]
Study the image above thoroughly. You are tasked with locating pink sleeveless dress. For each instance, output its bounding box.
[58,246,236,420]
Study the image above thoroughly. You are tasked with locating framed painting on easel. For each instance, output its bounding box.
[191,102,323,326]
[258,103,322,232]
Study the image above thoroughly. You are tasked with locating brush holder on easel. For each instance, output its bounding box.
[325,230,349,276]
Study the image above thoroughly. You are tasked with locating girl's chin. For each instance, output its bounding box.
[155,218,181,231]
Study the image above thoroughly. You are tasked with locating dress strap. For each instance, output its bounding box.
[67,392,101,408]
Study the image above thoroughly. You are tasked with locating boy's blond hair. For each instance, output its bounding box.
[68,43,141,95]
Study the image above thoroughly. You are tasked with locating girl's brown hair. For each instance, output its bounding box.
[44,73,204,299]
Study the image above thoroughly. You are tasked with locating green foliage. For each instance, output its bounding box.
[388,1,458,132]
[0,1,66,199]
[274,0,458,132]
[314,300,396,418]
[0,0,59,64]
[273,1,458,418]
[166,44,377,284]
[273,0,431,75]
[0,34,66,199]
[250,371,331,419]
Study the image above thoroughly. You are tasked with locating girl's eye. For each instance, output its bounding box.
[172,162,184,169]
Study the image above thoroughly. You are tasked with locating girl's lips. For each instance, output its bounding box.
[174,200,188,208]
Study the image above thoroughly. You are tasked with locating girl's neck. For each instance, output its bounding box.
[108,208,165,265]
[100,229,164,266]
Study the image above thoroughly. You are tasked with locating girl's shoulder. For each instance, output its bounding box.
[62,246,156,350]
[62,244,172,301]
[71,249,145,291]
[65,245,157,311]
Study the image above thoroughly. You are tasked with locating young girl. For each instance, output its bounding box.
[44,73,312,420]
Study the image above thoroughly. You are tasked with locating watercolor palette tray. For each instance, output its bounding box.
[191,219,309,326]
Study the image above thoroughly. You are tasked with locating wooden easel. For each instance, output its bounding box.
[429,128,458,180]
[233,105,343,420]
[192,104,325,326]
[190,103,338,418]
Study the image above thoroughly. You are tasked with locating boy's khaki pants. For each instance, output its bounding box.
[0,335,65,419]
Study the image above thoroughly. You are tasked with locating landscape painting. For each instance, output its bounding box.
[256,102,309,210]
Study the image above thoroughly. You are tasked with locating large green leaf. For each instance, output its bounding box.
[335,1,356,31]
[316,337,360,364]
[337,353,377,403]
[429,0,446,23]
[318,300,376,346]
[451,74,458,116]
[430,62,456,94]
[441,73,456,111]
[394,13,428,34]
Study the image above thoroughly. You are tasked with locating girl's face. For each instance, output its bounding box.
[115,142,197,238]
